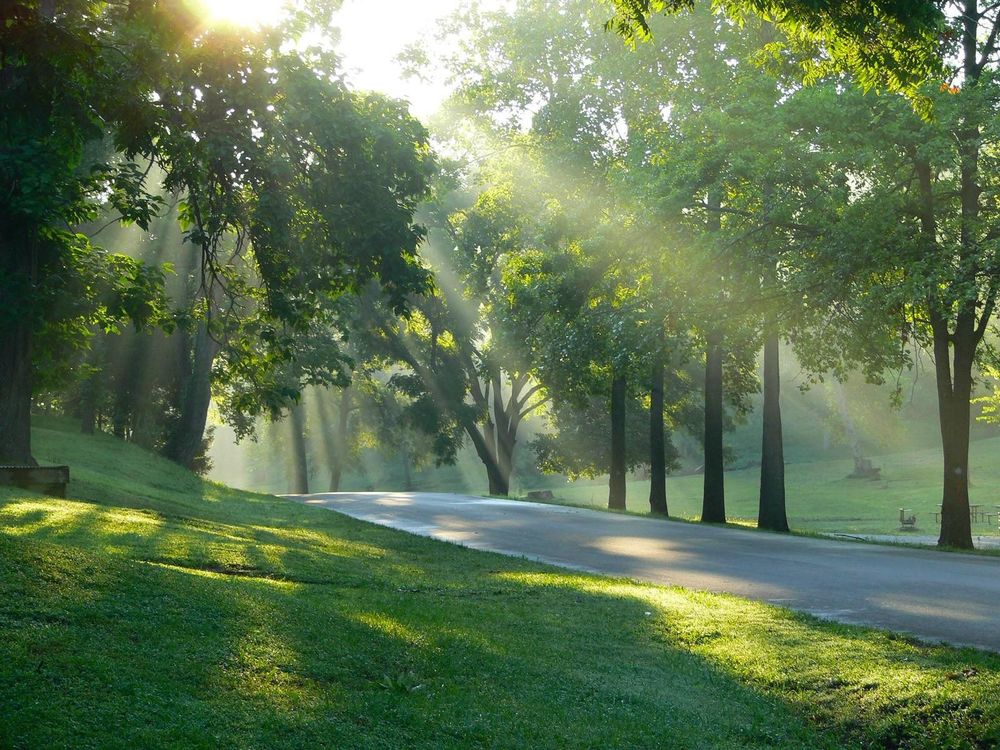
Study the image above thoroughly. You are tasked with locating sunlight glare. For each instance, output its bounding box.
[201,0,287,27]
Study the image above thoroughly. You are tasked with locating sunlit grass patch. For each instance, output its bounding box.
[248,524,389,559]
[352,611,431,647]
[0,498,99,536]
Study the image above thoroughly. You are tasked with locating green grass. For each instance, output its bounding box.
[538,437,1000,537]
[2,418,1000,748]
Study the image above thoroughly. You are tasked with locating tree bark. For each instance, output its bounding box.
[649,356,668,515]
[757,327,788,531]
[1,0,57,462]
[491,373,516,497]
[0,236,37,466]
[933,317,975,549]
[609,372,627,510]
[80,389,96,435]
[485,463,506,496]
[0,316,35,466]
[702,332,726,523]
[832,378,869,473]
[494,433,513,496]
[465,371,529,497]
[702,187,726,523]
[402,454,414,491]
[328,388,351,492]
[162,322,220,471]
[464,418,505,496]
[288,401,309,495]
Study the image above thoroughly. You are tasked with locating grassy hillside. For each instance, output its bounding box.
[3,418,1000,748]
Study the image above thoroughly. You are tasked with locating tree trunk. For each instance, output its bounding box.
[0,238,37,466]
[162,322,220,470]
[649,356,668,515]
[80,390,96,435]
[401,453,414,490]
[0,316,35,465]
[328,388,351,492]
[465,372,520,497]
[934,319,974,549]
[480,379,505,496]
[464,418,505,496]
[609,373,627,510]
[289,402,309,495]
[494,432,513,496]
[757,328,788,531]
[485,464,505,496]
[78,338,104,436]
[702,332,726,523]
[832,378,868,473]
[702,188,726,523]
[492,375,515,497]
[328,458,342,492]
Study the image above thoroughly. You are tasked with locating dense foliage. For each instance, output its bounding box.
[1,1,433,472]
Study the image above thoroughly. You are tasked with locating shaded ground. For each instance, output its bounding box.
[296,491,1000,652]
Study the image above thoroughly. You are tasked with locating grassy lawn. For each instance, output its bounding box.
[2,419,1000,748]
[539,437,1000,537]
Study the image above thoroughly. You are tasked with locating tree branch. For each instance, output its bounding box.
[979,12,1000,69]
[518,395,551,419]
[694,201,821,236]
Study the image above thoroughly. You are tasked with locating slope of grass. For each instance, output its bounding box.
[2,418,1000,748]
[541,436,1000,536]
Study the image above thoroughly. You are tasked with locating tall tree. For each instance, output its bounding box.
[782,9,1000,549]
[0,2,170,464]
[648,350,668,514]
[288,402,310,494]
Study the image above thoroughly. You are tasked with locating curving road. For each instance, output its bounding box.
[290,491,1000,652]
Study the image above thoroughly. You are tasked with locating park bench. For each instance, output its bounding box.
[898,508,917,530]
[0,466,69,498]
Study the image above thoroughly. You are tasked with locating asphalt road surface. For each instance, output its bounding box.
[290,491,1000,652]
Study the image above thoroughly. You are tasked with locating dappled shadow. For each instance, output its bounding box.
[486,568,1000,750]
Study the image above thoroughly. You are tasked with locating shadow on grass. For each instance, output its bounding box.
[0,530,830,750]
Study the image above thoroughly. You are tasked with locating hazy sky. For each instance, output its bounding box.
[332,0,486,120]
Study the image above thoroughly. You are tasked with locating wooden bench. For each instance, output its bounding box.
[0,466,70,498]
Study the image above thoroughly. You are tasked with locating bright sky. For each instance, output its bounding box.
[332,0,486,120]
[330,0,458,120]
[201,0,500,120]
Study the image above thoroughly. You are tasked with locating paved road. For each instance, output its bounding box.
[291,491,1000,652]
